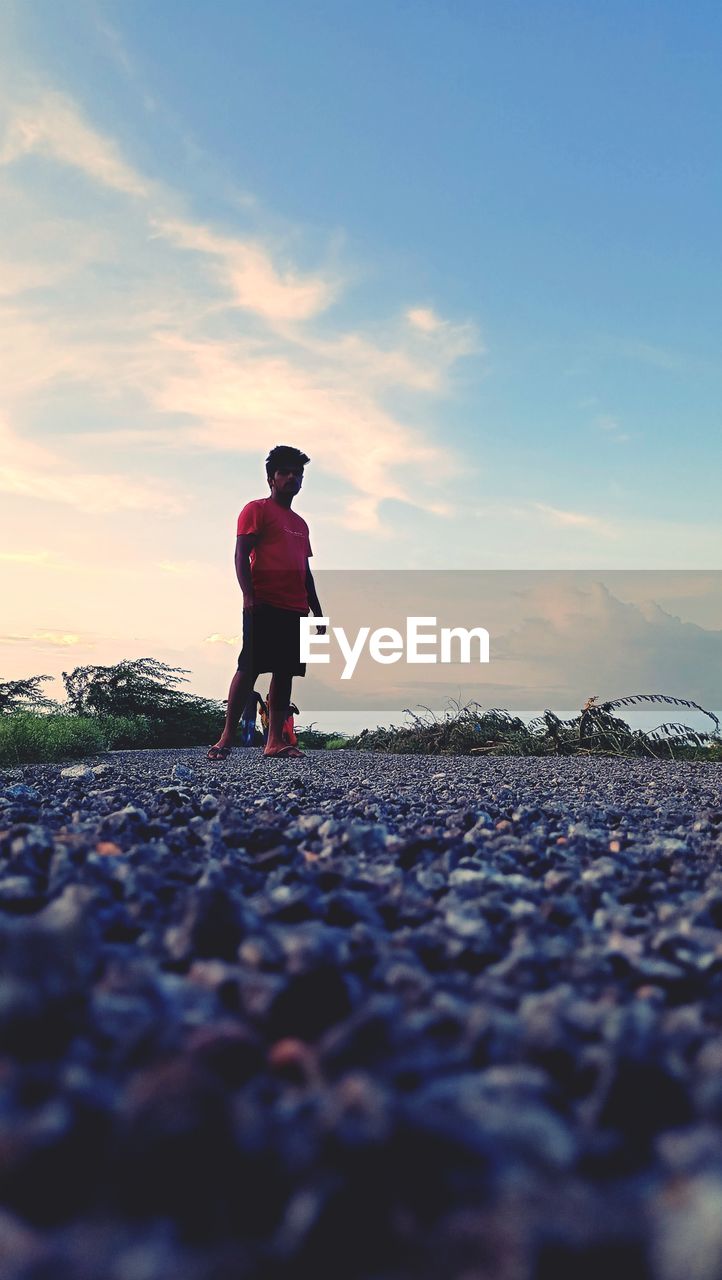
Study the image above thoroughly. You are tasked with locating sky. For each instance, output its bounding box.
[1,0,721,716]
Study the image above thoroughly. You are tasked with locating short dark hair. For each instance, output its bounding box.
[265,444,310,481]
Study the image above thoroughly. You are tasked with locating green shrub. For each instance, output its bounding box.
[0,713,107,765]
[96,715,154,751]
[294,732,348,747]
[344,699,722,760]
[0,707,224,765]
[0,660,228,764]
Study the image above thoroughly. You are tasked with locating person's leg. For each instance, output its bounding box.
[265,671,291,752]
[264,671,304,756]
[210,666,256,752]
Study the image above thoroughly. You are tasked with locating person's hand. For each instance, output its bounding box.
[315,618,326,635]
[242,593,256,611]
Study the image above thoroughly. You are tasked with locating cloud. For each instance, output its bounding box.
[154,218,336,321]
[91,14,139,82]
[534,503,615,536]
[204,633,240,645]
[594,413,630,444]
[0,81,483,537]
[144,335,462,529]
[606,338,691,373]
[407,307,443,334]
[492,580,722,708]
[404,305,482,370]
[0,549,93,577]
[0,629,85,647]
[287,311,481,394]
[0,550,54,565]
[0,90,149,197]
[0,416,187,515]
[1,464,186,516]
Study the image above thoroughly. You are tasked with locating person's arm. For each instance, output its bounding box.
[305,562,326,634]
[235,533,257,609]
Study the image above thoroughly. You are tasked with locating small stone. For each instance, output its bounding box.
[651,1173,722,1280]
[95,841,123,857]
[268,1037,318,1085]
[449,868,487,888]
[172,763,194,781]
[157,786,191,804]
[0,876,41,910]
[5,785,40,802]
[296,813,323,833]
[105,805,149,831]
[582,858,617,884]
[649,836,690,858]
[60,765,95,781]
[9,826,53,860]
[462,815,492,844]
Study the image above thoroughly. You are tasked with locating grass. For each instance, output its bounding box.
[2,699,720,766]
[0,709,222,766]
[343,700,722,761]
[295,726,350,750]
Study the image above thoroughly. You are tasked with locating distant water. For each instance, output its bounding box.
[298,707,721,738]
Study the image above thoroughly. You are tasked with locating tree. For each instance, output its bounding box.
[0,675,56,713]
[61,658,192,717]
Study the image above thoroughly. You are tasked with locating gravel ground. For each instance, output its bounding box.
[1,747,722,1280]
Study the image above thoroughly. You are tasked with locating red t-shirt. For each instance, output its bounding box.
[236,497,312,611]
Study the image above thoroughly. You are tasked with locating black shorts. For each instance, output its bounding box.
[237,602,307,677]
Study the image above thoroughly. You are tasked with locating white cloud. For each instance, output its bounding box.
[0,463,186,516]
[0,83,482,537]
[0,90,149,197]
[594,413,630,444]
[286,313,481,394]
[407,307,442,333]
[493,580,722,708]
[144,335,462,529]
[0,415,187,516]
[154,218,336,321]
[533,503,615,536]
[0,550,53,565]
[0,629,85,647]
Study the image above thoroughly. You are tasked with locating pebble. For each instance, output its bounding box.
[171,763,195,782]
[60,765,96,781]
[4,785,40,802]
[0,748,719,1277]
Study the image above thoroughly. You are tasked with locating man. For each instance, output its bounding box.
[208,445,325,761]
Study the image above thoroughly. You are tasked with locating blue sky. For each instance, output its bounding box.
[1,0,721,703]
